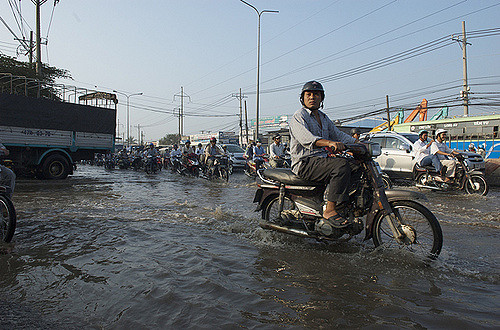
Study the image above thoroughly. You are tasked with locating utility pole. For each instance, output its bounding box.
[29,31,34,67]
[137,124,141,145]
[452,21,471,117]
[174,87,191,142]
[244,100,249,144]
[35,0,45,77]
[232,89,247,145]
[386,95,391,131]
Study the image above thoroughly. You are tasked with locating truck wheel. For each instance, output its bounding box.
[41,154,70,180]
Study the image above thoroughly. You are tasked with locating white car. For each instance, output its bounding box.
[223,144,246,169]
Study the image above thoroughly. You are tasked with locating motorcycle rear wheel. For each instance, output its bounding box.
[264,196,297,226]
[372,200,442,259]
[0,195,16,243]
[464,174,488,196]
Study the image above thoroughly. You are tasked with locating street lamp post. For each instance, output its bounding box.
[113,90,143,147]
[240,0,278,141]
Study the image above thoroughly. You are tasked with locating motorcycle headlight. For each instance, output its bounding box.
[367,142,381,157]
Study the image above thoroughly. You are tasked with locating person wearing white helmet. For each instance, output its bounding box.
[430,129,460,182]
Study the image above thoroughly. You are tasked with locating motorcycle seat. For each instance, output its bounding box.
[262,169,323,186]
[415,164,439,173]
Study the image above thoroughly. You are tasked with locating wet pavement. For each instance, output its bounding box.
[1,165,499,328]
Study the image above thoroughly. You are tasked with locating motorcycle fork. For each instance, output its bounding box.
[278,184,285,213]
[366,162,406,242]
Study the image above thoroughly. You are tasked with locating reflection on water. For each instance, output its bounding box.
[0,165,498,328]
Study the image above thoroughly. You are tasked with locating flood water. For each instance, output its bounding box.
[1,165,499,328]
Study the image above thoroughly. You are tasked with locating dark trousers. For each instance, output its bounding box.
[298,156,352,204]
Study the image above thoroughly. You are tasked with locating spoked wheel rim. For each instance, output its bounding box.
[265,197,296,226]
[373,201,442,259]
[465,175,488,196]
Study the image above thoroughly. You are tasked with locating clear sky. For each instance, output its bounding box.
[1,0,499,141]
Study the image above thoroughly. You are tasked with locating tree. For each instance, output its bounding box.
[126,136,137,145]
[158,134,179,146]
[0,54,71,99]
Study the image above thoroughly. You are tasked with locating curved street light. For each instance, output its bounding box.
[113,90,143,147]
[240,0,278,141]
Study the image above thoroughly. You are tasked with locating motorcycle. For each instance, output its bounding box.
[117,157,130,169]
[203,155,230,182]
[253,143,443,259]
[170,155,183,174]
[179,153,201,177]
[414,153,488,196]
[104,157,115,170]
[131,156,143,171]
[145,155,160,174]
[244,156,270,177]
[0,186,16,243]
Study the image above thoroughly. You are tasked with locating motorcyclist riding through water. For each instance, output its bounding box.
[289,80,358,228]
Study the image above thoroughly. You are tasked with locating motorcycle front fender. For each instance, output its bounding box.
[468,170,485,177]
[363,189,428,241]
[384,189,428,202]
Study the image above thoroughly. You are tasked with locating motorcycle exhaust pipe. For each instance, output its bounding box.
[260,221,313,239]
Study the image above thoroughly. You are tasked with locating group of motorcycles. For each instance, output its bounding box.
[94,151,232,181]
[165,153,231,181]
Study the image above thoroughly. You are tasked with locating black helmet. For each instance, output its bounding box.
[350,127,361,136]
[300,80,325,107]
[210,137,217,143]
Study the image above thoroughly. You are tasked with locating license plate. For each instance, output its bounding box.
[374,162,383,174]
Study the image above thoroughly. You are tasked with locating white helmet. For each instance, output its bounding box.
[435,128,447,137]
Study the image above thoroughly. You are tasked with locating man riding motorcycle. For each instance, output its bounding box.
[412,130,440,173]
[430,129,460,183]
[289,80,357,228]
[269,134,285,168]
[253,140,267,170]
[204,137,224,172]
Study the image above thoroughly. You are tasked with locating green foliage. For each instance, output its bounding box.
[126,136,137,145]
[0,54,70,82]
[0,54,71,99]
[158,133,179,146]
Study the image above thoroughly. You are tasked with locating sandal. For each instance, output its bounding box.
[324,214,352,228]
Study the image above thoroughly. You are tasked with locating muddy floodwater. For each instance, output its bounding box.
[1,165,499,328]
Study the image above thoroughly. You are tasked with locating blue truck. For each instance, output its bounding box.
[0,74,116,179]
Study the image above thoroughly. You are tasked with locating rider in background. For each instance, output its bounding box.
[182,140,195,155]
[204,137,223,170]
[195,143,204,157]
[269,134,284,168]
[253,140,266,170]
[145,143,159,157]
[430,129,460,183]
[350,127,361,142]
[412,130,440,172]
[289,80,357,228]
[0,143,15,199]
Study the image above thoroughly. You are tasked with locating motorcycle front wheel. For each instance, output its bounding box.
[465,174,489,196]
[0,195,16,243]
[372,200,443,259]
